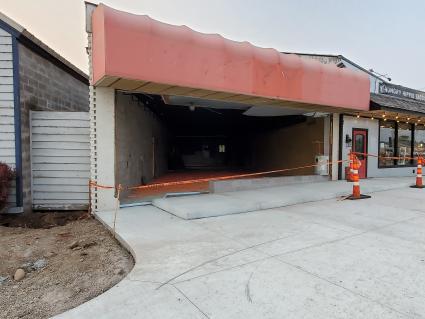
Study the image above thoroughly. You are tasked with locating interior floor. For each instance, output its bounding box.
[126,169,251,202]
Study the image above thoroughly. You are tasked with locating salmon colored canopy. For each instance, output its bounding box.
[92,4,370,111]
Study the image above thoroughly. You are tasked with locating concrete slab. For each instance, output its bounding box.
[209,174,329,193]
[55,186,425,319]
[153,177,414,219]
[54,280,205,319]
[174,258,405,319]
[279,230,425,318]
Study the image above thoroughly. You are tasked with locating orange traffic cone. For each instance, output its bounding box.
[410,156,425,189]
[346,153,371,200]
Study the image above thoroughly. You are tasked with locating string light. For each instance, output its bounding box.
[356,114,360,118]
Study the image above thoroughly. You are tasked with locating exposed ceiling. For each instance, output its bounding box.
[163,95,309,117]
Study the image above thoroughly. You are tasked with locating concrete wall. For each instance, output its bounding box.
[18,42,89,212]
[341,115,416,179]
[251,118,325,175]
[115,92,168,195]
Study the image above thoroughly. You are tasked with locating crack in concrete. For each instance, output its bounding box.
[156,232,300,289]
[173,284,210,319]
[274,258,418,319]
[172,214,422,285]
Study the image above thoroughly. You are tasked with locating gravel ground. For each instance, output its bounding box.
[0,215,134,319]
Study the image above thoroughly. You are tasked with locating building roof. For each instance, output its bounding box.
[90,3,370,112]
[282,52,383,82]
[0,11,88,84]
[370,93,425,115]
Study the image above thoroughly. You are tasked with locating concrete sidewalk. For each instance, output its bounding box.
[55,186,425,319]
[153,177,414,219]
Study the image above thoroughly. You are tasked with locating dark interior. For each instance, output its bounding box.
[135,93,307,171]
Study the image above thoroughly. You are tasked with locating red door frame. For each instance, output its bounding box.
[352,128,368,179]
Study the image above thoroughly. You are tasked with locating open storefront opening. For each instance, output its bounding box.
[115,91,328,202]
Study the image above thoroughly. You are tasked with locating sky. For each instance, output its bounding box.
[0,0,424,90]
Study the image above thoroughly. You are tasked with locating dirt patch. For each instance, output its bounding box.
[0,211,87,228]
[0,214,134,319]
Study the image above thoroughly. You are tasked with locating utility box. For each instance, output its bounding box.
[314,155,329,175]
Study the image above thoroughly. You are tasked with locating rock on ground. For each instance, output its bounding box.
[0,217,134,319]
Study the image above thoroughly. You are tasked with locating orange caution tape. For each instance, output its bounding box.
[352,152,418,161]
[129,159,348,190]
[88,158,348,191]
[89,181,115,190]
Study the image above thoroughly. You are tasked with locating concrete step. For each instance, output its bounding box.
[152,177,415,220]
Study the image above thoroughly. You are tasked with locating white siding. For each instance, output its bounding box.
[31,111,90,210]
[0,28,16,209]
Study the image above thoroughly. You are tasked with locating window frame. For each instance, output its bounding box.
[378,119,415,169]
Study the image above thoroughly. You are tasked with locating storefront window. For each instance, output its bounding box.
[379,121,395,167]
[397,123,413,166]
[414,125,425,157]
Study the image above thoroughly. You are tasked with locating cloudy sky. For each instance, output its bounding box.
[1,0,424,90]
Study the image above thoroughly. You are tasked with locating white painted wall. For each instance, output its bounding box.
[341,59,383,93]
[0,27,16,209]
[31,111,90,210]
[92,87,116,211]
[341,115,416,179]
[331,113,340,180]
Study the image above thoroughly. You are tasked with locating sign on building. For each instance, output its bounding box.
[379,83,425,102]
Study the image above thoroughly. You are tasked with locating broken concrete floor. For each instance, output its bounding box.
[55,186,425,318]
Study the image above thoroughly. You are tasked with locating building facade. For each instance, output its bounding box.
[0,12,89,213]
[296,53,425,179]
[85,3,371,212]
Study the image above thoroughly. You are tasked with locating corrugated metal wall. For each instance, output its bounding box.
[31,111,90,210]
[0,27,16,208]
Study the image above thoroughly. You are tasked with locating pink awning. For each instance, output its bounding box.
[91,4,370,111]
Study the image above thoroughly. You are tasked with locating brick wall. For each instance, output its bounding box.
[18,43,89,212]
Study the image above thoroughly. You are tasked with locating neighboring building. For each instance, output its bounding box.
[295,53,425,180]
[0,12,90,213]
[85,3,371,212]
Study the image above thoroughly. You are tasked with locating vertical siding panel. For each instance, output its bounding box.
[0,29,16,209]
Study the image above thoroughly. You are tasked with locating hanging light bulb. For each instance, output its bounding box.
[356,114,360,118]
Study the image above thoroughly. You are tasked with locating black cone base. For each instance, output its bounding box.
[346,194,371,200]
[410,185,425,189]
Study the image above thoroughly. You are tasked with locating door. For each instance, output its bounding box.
[352,128,368,179]
[31,111,90,210]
